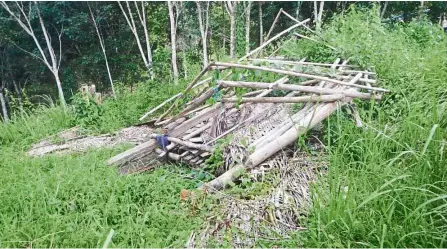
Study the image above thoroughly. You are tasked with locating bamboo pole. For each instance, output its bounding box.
[213,62,388,92]
[265,8,283,41]
[249,58,358,68]
[204,102,340,190]
[139,77,212,121]
[238,18,311,62]
[218,80,381,100]
[221,94,344,103]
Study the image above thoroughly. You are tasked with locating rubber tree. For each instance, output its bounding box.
[88,3,116,99]
[196,1,210,69]
[0,1,67,109]
[118,1,154,80]
[225,1,238,59]
[168,1,179,82]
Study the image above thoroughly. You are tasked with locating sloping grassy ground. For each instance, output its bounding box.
[0,78,210,247]
[275,7,447,248]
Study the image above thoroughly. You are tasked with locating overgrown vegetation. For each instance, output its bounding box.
[1,2,447,248]
[278,6,447,248]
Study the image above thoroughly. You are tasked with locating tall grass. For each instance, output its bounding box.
[280,6,447,248]
[0,73,207,247]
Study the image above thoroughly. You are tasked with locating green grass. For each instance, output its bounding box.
[0,75,208,247]
[278,6,447,248]
[2,6,447,248]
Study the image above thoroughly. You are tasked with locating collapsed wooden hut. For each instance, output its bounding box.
[107,56,387,189]
[107,15,388,191]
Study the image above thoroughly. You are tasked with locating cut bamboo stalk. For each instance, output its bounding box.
[139,77,212,121]
[204,102,340,190]
[251,104,315,149]
[218,80,381,100]
[238,18,311,62]
[155,148,181,161]
[107,140,157,166]
[249,58,358,68]
[188,137,203,143]
[265,8,283,41]
[280,9,315,34]
[338,75,376,84]
[213,62,388,92]
[221,94,344,104]
[150,134,213,152]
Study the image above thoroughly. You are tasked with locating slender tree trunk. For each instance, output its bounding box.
[88,3,116,98]
[295,1,302,20]
[0,87,8,123]
[245,1,252,55]
[226,1,237,59]
[380,1,388,18]
[182,46,187,79]
[222,2,226,55]
[168,1,179,82]
[258,2,263,45]
[118,1,154,79]
[0,2,67,109]
[314,1,324,32]
[196,1,210,68]
[12,81,22,108]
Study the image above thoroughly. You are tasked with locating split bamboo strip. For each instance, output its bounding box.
[213,62,388,92]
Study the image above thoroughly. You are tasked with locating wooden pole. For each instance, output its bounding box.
[218,80,381,100]
[221,94,344,103]
[213,61,388,92]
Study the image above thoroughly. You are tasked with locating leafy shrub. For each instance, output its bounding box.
[71,93,104,129]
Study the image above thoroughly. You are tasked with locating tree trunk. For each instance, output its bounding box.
[245,1,252,55]
[168,1,179,82]
[227,2,237,59]
[88,3,116,98]
[196,1,210,69]
[258,2,263,45]
[316,1,324,31]
[380,1,388,18]
[0,87,8,123]
[295,1,302,20]
[222,2,226,55]
[182,46,187,79]
[12,81,22,108]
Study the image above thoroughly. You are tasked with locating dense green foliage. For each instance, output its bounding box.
[279,6,447,248]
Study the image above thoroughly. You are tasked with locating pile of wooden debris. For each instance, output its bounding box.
[105,15,388,246]
[107,56,387,188]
